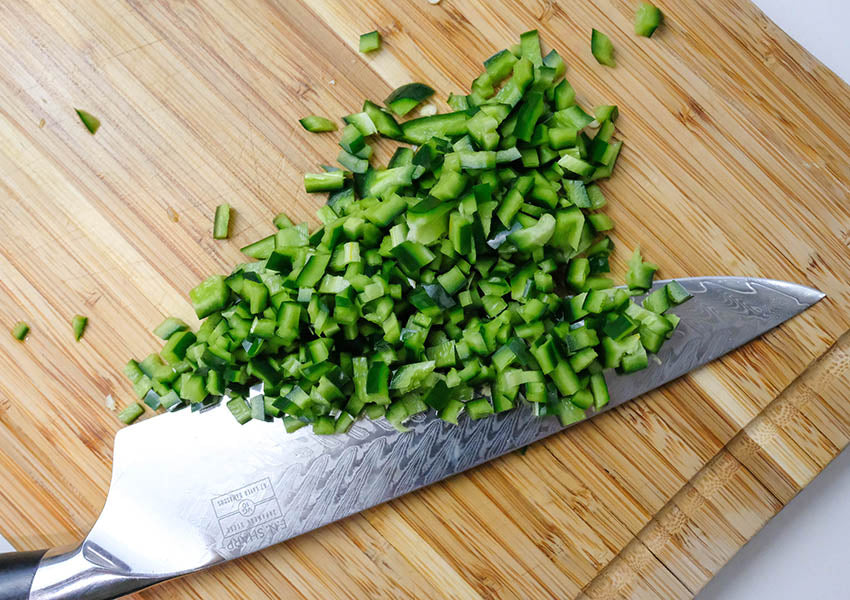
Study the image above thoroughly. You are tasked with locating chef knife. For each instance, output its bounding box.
[0,276,824,600]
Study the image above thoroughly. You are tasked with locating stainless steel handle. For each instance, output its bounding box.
[28,544,167,600]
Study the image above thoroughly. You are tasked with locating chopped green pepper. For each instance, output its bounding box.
[625,247,658,291]
[226,398,252,424]
[359,30,382,53]
[667,280,692,305]
[634,2,663,38]
[213,204,231,240]
[190,275,230,319]
[591,29,616,67]
[12,321,29,341]
[304,171,345,193]
[118,29,688,435]
[299,115,338,133]
[466,397,494,420]
[153,317,189,340]
[72,315,88,341]
[75,109,100,134]
[117,402,145,424]
[385,83,435,117]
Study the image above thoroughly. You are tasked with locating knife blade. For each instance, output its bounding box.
[2,277,822,600]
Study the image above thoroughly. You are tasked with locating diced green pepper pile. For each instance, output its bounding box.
[121,29,689,431]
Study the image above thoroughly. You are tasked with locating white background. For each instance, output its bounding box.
[3,2,849,598]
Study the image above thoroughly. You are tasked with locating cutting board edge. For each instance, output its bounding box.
[579,328,850,598]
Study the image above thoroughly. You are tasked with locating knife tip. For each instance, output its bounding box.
[786,281,826,308]
[747,277,826,311]
[804,286,827,306]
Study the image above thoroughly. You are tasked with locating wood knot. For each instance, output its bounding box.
[79,423,111,454]
[537,0,555,22]
[569,486,594,511]
[807,252,822,271]
[538,529,567,557]
[384,18,403,35]
[84,290,102,307]
[292,79,313,100]
[471,570,501,598]
[758,36,778,67]
[91,374,114,397]
[762,48,777,67]
[677,98,708,126]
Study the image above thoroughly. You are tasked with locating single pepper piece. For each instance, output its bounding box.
[299,115,337,133]
[12,321,29,340]
[625,247,658,291]
[466,398,495,420]
[634,2,663,38]
[213,203,231,240]
[591,29,616,67]
[189,275,230,319]
[363,100,403,138]
[72,315,88,341]
[667,280,693,305]
[240,235,275,259]
[359,30,381,53]
[273,212,293,229]
[400,111,469,144]
[226,398,252,424]
[304,171,346,193]
[117,402,145,424]
[385,83,435,117]
[75,108,101,134]
[153,317,189,340]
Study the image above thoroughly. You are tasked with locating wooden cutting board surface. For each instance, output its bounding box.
[1,1,849,598]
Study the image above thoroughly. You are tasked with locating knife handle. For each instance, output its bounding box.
[0,550,47,600]
[0,544,167,600]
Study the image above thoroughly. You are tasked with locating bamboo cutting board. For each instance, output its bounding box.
[1,0,849,598]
